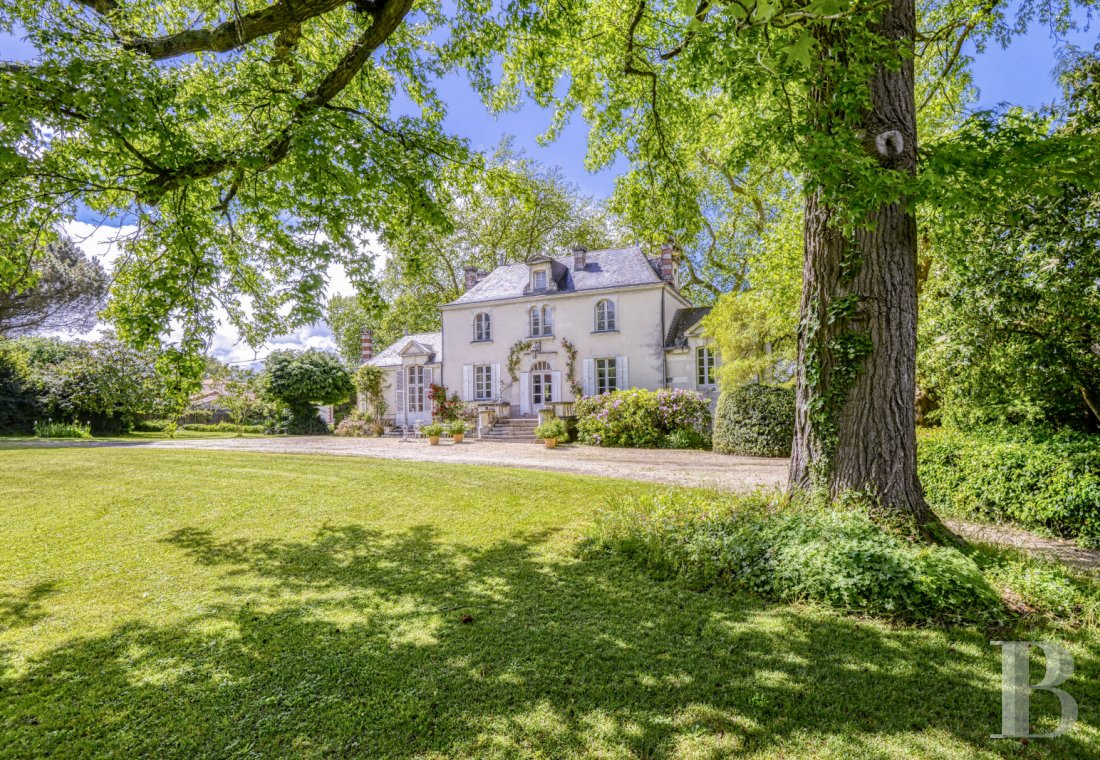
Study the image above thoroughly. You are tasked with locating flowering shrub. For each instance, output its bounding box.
[333,418,371,437]
[428,383,466,422]
[574,388,711,449]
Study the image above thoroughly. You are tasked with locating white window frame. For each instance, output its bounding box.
[532,269,548,291]
[595,299,616,332]
[407,366,425,412]
[696,346,716,387]
[474,364,493,401]
[530,305,553,337]
[473,312,491,342]
[595,357,618,395]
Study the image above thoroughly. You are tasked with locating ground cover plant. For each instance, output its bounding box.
[2,448,1099,757]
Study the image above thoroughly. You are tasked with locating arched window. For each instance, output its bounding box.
[473,312,491,341]
[530,305,553,337]
[595,299,616,332]
[530,361,551,372]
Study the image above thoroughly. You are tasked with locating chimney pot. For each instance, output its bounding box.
[572,245,588,272]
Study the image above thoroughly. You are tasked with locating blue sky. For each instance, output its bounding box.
[1,7,1094,360]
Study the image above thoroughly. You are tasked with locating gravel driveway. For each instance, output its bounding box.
[126,436,790,492]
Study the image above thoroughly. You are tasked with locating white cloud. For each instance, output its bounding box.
[60,220,382,367]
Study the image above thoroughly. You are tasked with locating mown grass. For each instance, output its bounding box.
[1,448,1098,758]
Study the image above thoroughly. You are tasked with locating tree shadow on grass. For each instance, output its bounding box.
[0,581,57,631]
[1,525,1097,758]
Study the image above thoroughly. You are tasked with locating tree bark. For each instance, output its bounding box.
[789,0,941,531]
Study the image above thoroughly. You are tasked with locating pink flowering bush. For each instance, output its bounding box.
[574,388,712,449]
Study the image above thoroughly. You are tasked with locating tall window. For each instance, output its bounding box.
[530,305,553,337]
[474,365,493,400]
[407,366,425,412]
[532,270,548,291]
[595,358,617,395]
[696,346,716,386]
[473,312,491,341]
[594,299,616,332]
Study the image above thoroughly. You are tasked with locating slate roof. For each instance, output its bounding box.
[664,307,712,348]
[446,245,665,306]
[365,332,443,368]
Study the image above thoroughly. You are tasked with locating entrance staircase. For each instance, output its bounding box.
[480,416,540,443]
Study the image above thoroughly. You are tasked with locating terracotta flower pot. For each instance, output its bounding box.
[428,436,440,445]
[453,433,464,444]
[544,438,557,449]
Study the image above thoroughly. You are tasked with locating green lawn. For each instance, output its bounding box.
[1,449,1097,758]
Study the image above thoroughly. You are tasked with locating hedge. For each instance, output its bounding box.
[182,422,267,433]
[712,383,795,457]
[918,428,1100,548]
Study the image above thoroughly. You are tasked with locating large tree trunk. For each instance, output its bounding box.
[788,0,940,531]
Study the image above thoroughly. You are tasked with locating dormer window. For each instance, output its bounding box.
[595,299,616,332]
[473,312,491,342]
[532,269,548,291]
[530,305,553,337]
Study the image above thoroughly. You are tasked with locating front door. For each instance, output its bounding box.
[404,365,432,425]
[530,361,552,410]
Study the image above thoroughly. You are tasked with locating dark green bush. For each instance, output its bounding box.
[133,419,175,432]
[586,491,1003,624]
[918,428,1100,548]
[712,383,794,457]
[0,343,41,435]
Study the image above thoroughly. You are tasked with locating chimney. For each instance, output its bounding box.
[463,265,481,292]
[572,245,588,272]
[360,328,374,363]
[659,240,679,285]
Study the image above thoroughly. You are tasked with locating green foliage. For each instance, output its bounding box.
[574,388,711,449]
[918,428,1100,548]
[0,340,41,434]
[133,419,175,432]
[533,418,568,442]
[262,349,353,435]
[713,384,795,457]
[16,334,178,435]
[0,236,108,336]
[586,491,1003,624]
[33,419,91,439]
[354,364,388,430]
[448,420,468,435]
[421,423,445,437]
[181,423,267,434]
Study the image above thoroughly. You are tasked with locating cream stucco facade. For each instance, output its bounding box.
[365,245,720,427]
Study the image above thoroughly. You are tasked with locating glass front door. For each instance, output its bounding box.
[530,361,552,408]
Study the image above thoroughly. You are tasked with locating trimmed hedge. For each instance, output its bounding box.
[918,428,1100,548]
[574,388,711,449]
[713,383,794,457]
[182,422,267,433]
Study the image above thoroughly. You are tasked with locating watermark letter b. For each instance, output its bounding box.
[991,641,1077,739]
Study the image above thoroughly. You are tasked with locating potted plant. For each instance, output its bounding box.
[449,420,467,443]
[422,422,444,445]
[533,418,568,449]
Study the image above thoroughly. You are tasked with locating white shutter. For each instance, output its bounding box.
[491,364,501,399]
[519,372,531,415]
[617,356,629,390]
[395,368,405,424]
[424,367,433,417]
[551,371,562,402]
[463,365,473,401]
[583,358,594,396]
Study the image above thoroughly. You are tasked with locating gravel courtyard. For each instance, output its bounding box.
[130,436,789,492]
